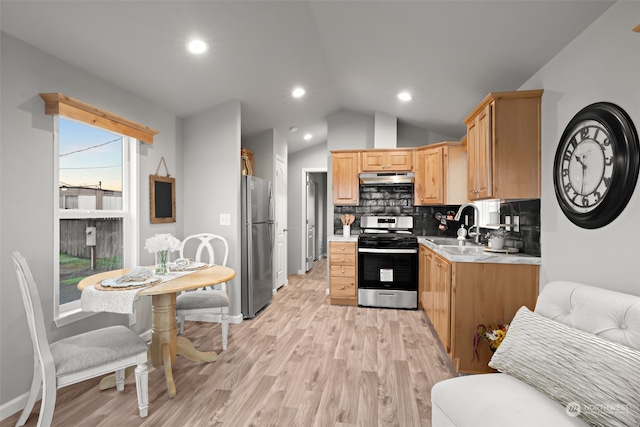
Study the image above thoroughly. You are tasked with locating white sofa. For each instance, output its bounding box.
[431,281,640,427]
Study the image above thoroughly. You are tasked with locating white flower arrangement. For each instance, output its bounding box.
[144,233,181,253]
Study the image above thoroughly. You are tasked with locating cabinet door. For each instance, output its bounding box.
[418,245,430,310]
[361,150,413,172]
[361,151,386,171]
[467,103,492,200]
[387,150,413,171]
[432,254,451,352]
[332,153,359,205]
[414,147,443,205]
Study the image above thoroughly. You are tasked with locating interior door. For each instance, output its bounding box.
[274,156,287,289]
[306,178,316,271]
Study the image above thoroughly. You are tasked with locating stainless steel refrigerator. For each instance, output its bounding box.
[241,175,274,318]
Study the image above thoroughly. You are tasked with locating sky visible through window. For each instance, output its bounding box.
[59,118,122,191]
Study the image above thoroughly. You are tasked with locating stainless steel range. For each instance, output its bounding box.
[357,215,418,310]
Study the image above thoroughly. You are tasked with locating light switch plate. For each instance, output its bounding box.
[220,213,231,225]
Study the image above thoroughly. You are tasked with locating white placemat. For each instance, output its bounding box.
[80,266,211,314]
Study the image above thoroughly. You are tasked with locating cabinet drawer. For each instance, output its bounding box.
[330,265,356,277]
[330,277,357,298]
[329,253,356,265]
[330,243,356,254]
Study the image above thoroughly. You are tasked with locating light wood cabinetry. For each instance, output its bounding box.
[332,151,359,206]
[465,89,543,200]
[361,149,413,172]
[419,245,431,311]
[414,142,467,206]
[329,242,357,305]
[420,245,539,374]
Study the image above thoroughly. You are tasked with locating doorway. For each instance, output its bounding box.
[302,169,327,273]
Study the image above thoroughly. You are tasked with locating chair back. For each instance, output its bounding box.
[11,251,56,377]
[180,233,229,290]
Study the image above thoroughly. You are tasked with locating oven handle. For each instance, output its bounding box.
[358,248,418,254]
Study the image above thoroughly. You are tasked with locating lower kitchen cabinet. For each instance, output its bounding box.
[419,245,539,374]
[420,245,451,352]
[329,242,357,306]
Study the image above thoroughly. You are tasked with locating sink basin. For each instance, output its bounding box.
[425,237,479,247]
[440,246,486,255]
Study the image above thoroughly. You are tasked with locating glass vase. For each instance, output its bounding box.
[155,250,169,275]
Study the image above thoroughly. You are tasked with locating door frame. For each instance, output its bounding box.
[275,155,288,290]
[300,167,326,274]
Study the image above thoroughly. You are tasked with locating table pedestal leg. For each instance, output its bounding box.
[150,293,177,398]
[177,336,217,362]
[162,343,176,398]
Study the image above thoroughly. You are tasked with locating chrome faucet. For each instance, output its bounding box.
[454,203,481,243]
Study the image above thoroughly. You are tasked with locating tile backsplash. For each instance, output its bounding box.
[334,184,541,256]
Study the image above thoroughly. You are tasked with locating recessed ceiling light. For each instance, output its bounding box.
[289,126,299,132]
[304,133,312,140]
[292,87,306,98]
[398,91,412,101]
[186,39,209,54]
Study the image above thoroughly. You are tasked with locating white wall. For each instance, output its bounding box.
[287,142,329,274]
[520,1,640,295]
[397,121,458,147]
[244,130,274,180]
[0,32,182,409]
[182,101,242,317]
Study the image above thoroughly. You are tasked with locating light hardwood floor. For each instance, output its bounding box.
[3,258,456,427]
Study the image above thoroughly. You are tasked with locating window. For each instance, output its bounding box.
[54,117,138,324]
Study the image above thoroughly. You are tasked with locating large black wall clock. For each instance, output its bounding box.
[553,102,639,229]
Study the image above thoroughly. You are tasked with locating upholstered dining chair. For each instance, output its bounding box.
[174,233,231,350]
[10,251,149,427]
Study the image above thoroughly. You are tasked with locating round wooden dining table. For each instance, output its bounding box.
[77,265,236,398]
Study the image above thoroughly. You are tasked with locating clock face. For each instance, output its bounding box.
[553,102,640,229]
[556,119,614,213]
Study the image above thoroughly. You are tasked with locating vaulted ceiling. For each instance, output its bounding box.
[0,1,615,152]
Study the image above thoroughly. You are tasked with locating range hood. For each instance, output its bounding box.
[359,172,415,185]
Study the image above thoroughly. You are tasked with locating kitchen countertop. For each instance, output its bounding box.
[328,234,540,265]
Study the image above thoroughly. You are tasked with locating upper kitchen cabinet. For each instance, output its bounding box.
[414,142,467,206]
[465,90,543,200]
[332,151,359,206]
[361,149,413,172]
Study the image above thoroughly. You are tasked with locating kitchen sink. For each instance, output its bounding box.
[425,237,479,247]
[440,246,486,255]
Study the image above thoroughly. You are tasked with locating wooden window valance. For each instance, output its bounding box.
[40,92,159,144]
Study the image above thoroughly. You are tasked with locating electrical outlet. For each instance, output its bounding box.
[220,213,231,225]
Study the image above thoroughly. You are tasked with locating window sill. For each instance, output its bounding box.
[54,307,97,327]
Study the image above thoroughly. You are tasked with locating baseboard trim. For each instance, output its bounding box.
[0,391,31,422]
[184,313,244,324]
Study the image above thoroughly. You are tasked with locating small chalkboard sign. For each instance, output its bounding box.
[150,175,176,223]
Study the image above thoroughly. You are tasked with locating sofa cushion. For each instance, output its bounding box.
[431,373,589,427]
[489,306,640,427]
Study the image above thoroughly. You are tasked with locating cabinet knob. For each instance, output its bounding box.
[341,269,345,273]
[341,258,345,262]
[341,285,345,289]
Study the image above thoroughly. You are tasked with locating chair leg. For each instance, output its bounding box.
[178,316,185,335]
[115,368,125,391]
[221,313,229,351]
[135,362,149,418]
[16,359,41,427]
[38,371,57,427]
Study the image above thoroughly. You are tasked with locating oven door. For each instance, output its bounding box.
[358,247,418,309]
